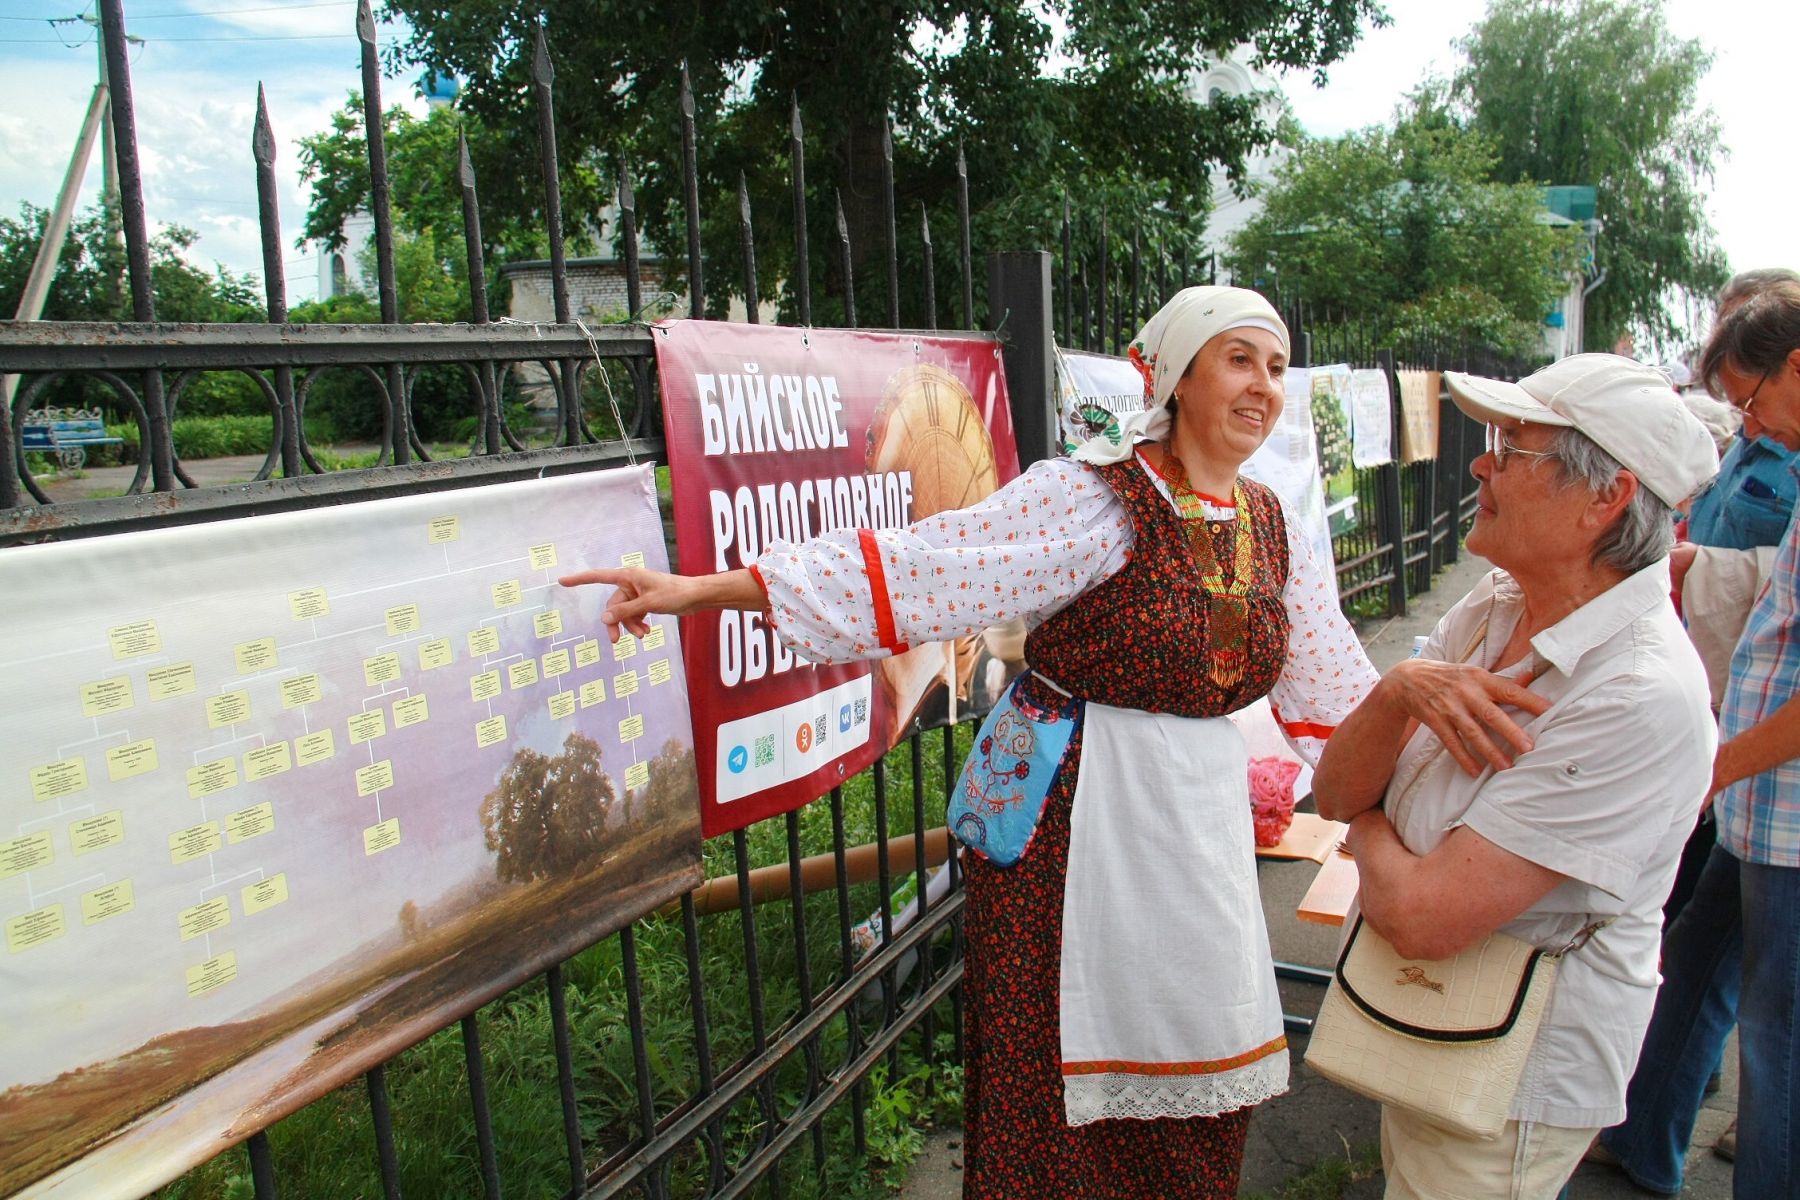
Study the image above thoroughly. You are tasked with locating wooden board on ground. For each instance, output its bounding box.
[1253,812,1346,864]
[1297,851,1359,926]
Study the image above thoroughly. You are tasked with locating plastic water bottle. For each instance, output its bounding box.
[1409,635,1430,659]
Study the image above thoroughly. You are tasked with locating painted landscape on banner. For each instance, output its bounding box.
[0,467,701,1199]
[654,321,1021,834]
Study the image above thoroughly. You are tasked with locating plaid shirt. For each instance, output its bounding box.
[1718,506,1800,866]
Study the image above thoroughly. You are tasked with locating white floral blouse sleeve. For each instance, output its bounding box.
[1267,495,1380,765]
[752,458,1133,664]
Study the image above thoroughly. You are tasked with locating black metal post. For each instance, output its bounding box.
[1376,347,1408,618]
[920,202,937,331]
[355,0,410,465]
[835,190,856,328]
[252,87,301,479]
[679,64,704,319]
[989,251,1056,467]
[882,118,899,328]
[956,140,973,329]
[789,97,811,326]
[459,1015,503,1200]
[738,173,759,322]
[457,132,503,457]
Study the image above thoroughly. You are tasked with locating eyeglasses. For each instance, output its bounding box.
[1485,424,1558,471]
[1729,369,1774,415]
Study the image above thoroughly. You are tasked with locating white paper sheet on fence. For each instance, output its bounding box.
[1350,368,1394,467]
[1054,347,1148,453]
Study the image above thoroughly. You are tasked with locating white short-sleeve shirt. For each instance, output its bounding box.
[1371,561,1715,1128]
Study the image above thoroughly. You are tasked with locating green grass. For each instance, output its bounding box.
[1243,1142,1382,1199]
[156,724,974,1200]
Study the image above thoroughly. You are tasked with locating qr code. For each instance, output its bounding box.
[813,714,828,743]
[754,733,776,767]
[853,698,869,724]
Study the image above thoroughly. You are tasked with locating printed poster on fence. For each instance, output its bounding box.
[654,321,1021,835]
[0,468,701,1200]
[1397,369,1442,463]
[1349,368,1394,468]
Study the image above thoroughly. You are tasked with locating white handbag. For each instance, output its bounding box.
[1303,915,1569,1140]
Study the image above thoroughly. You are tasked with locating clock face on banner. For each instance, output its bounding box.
[653,321,1021,835]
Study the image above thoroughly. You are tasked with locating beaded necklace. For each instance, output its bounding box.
[1155,444,1257,689]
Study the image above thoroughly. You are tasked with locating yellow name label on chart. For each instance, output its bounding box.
[148,662,197,700]
[80,676,134,717]
[226,802,275,844]
[71,811,125,856]
[363,652,401,686]
[169,822,221,864]
[528,542,558,569]
[186,951,237,997]
[385,604,422,635]
[575,639,601,669]
[280,674,321,708]
[31,758,88,803]
[7,905,65,953]
[619,714,645,743]
[364,818,401,855]
[625,761,650,790]
[470,670,501,701]
[648,658,673,686]
[207,691,252,728]
[108,620,161,659]
[347,710,387,744]
[548,691,576,720]
[392,695,429,728]
[244,741,292,782]
[427,516,461,544]
[621,550,646,568]
[491,579,522,608]
[1,833,54,880]
[613,633,639,660]
[288,587,330,620]
[468,626,501,657]
[534,611,564,638]
[179,896,231,941]
[614,670,640,698]
[475,715,507,748]
[508,660,539,690]
[356,760,394,796]
[186,757,239,800]
[242,873,288,915]
[82,880,134,925]
[643,625,667,650]
[578,679,607,708]
[296,730,336,767]
[542,649,571,678]
[107,738,158,781]
[234,637,278,674]
[418,638,453,670]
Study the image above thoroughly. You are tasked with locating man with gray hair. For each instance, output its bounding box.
[1314,354,1720,1197]
[1597,277,1800,1197]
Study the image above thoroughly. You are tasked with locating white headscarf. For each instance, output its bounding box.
[1071,286,1290,465]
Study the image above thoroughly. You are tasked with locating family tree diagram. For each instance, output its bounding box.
[0,467,702,1198]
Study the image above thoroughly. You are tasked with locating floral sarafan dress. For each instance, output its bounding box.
[754,452,1375,1199]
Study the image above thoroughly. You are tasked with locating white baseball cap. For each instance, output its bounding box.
[1444,353,1720,507]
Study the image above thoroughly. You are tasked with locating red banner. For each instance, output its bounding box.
[654,321,1019,835]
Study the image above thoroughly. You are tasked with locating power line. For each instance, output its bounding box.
[126,1,355,17]
[2,31,358,42]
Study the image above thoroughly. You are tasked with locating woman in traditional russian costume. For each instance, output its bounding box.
[563,286,1378,1197]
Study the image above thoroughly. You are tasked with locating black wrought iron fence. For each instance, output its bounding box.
[3,5,1537,1198]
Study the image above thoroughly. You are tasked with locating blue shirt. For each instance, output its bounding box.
[1719,506,1800,865]
[1686,435,1800,550]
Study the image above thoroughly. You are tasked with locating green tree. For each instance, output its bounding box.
[480,732,617,884]
[350,0,1387,326]
[1449,0,1728,350]
[1226,114,1581,354]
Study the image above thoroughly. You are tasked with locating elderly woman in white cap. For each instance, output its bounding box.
[1313,354,1721,1199]
[561,286,1377,1197]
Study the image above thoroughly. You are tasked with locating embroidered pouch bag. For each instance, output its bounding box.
[947,672,1081,866]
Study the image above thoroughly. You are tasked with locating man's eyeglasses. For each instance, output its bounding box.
[1729,369,1774,415]
[1485,424,1558,471]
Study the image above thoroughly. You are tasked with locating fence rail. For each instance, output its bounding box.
[3,5,1529,1198]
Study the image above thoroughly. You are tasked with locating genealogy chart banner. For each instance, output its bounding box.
[1,467,702,1200]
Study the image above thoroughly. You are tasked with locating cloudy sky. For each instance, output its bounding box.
[1,0,1794,309]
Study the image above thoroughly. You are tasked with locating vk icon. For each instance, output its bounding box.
[727,745,749,774]
[838,704,852,733]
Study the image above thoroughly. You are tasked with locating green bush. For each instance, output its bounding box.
[105,415,274,463]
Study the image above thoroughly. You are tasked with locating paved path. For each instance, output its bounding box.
[899,551,1738,1198]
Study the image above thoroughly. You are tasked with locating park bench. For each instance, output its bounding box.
[20,407,124,470]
